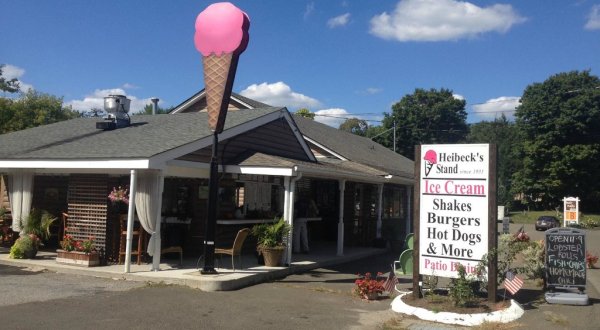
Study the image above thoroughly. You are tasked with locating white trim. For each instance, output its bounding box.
[282,112,317,162]
[0,159,150,169]
[302,136,348,161]
[171,91,255,114]
[170,91,206,114]
[222,165,294,177]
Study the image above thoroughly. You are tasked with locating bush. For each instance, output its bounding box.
[9,234,40,259]
[449,264,476,307]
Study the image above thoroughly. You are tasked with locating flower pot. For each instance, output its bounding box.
[364,292,379,300]
[56,249,99,267]
[261,246,285,267]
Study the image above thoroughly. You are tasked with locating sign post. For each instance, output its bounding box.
[413,144,497,301]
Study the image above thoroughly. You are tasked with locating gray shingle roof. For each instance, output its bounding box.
[292,115,414,178]
[0,107,282,160]
[170,89,271,113]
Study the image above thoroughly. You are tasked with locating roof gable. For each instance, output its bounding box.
[170,89,271,114]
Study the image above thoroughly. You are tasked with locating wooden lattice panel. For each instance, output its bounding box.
[67,175,108,252]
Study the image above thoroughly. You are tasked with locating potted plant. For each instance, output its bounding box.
[354,272,385,300]
[56,233,99,266]
[252,218,291,267]
[9,209,56,259]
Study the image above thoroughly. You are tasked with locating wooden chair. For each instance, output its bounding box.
[215,228,251,271]
[161,246,183,266]
[118,214,145,265]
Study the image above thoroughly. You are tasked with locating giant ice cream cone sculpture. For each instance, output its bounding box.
[194,2,250,133]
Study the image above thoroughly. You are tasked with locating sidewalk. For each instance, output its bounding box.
[0,243,387,292]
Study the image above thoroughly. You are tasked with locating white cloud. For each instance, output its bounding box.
[240,82,321,109]
[304,2,315,19]
[453,93,465,100]
[369,0,526,42]
[2,64,34,92]
[356,87,382,95]
[585,5,600,30]
[122,83,139,89]
[314,108,351,127]
[327,13,351,28]
[471,96,519,121]
[66,88,156,113]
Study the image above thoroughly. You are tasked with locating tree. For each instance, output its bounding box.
[339,118,368,136]
[295,108,315,120]
[0,90,79,134]
[135,103,172,115]
[0,64,20,94]
[467,115,520,207]
[382,88,467,159]
[513,70,600,211]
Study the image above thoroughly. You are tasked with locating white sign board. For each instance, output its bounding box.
[419,144,490,278]
[563,197,580,226]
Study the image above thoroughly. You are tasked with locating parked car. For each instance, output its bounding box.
[535,216,560,231]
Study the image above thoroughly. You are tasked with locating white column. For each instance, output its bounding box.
[376,184,384,239]
[283,176,291,265]
[286,174,300,265]
[337,179,346,256]
[152,172,165,271]
[124,169,137,273]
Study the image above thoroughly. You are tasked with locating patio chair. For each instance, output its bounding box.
[393,249,413,276]
[215,228,251,271]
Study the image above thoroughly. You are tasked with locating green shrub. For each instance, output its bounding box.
[9,234,40,259]
[449,264,476,307]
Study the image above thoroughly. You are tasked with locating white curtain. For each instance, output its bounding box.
[7,171,34,233]
[135,170,162,256]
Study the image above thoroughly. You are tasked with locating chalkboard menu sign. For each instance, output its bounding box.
[545,228,586,289]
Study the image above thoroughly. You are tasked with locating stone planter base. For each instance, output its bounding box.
[56,249,99,267]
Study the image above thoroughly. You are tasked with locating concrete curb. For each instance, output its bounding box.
[391,292,524,327]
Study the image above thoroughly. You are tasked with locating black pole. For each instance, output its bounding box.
[201,132,219,274]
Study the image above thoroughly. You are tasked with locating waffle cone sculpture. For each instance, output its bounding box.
[195,2,250,133]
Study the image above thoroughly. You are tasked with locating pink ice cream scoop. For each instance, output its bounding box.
[194,2,250,133]
[194,2,249,56]
[424,150,437,164]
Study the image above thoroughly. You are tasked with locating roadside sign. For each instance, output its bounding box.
[563,197,580,226]
[545,227,586,290]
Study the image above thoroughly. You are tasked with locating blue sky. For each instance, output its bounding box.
[1,0,599,127]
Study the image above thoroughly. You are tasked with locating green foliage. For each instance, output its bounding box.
[467,115,520,207]
[22,209,57,242]
[448,264,476,307]
[9,234,39,259]
[513,70,600,211]
[382,88,468,159]
[520,240,545,280]
[252,218,291,249]
[339,118,369,136]
[135,103,173,115]
[295,108,315,120]
[0,64,20,93]
[0,90,79,134]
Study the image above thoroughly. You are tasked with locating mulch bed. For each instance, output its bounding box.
[400,283,546,314]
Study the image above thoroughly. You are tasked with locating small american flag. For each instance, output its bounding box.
[384,269,398,293]
[504,271,524,295]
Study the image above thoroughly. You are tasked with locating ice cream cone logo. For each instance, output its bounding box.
[423,150,437,177]
[194,2,250,134]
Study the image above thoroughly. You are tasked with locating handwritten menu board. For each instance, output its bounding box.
[545,228,586,289]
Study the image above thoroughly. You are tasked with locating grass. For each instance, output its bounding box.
[508,210,600,225]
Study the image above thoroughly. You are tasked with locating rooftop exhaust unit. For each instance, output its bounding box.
[96,94,131,130]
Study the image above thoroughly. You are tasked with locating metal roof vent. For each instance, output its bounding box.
[96,94,131,130]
